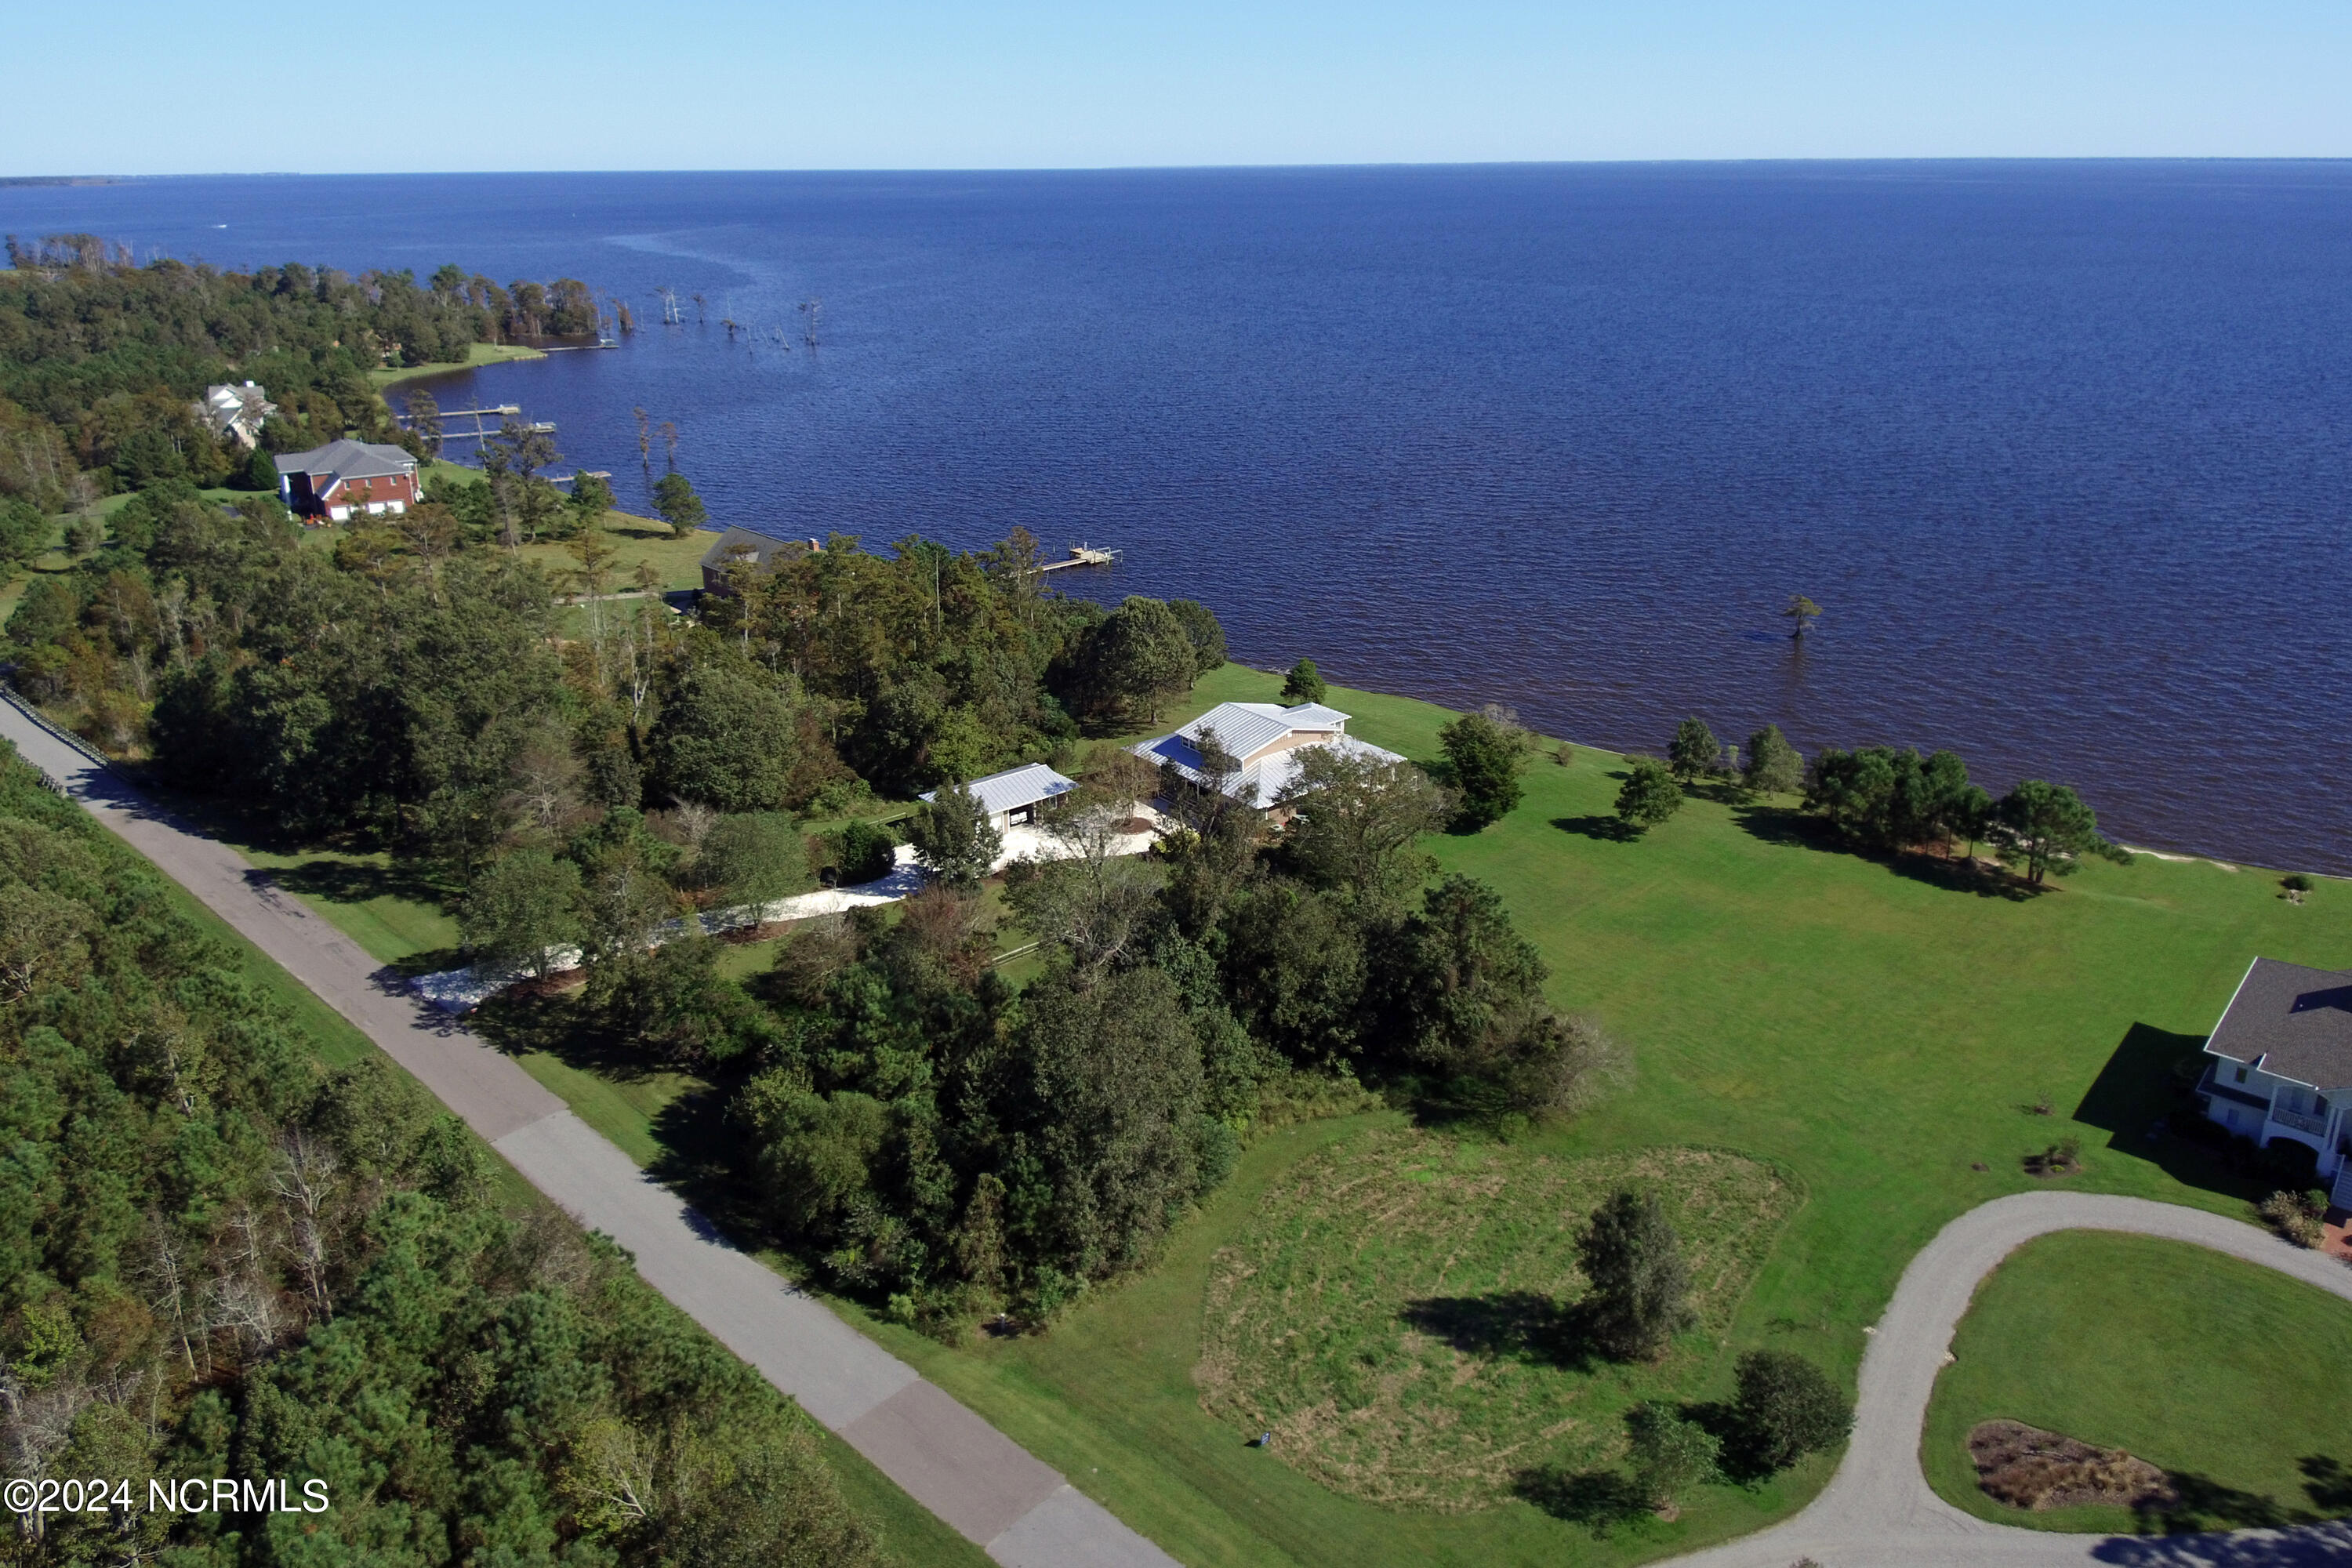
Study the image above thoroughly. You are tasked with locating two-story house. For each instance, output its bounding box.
[1129,700,1406,814]
[2198,956,2352,1201]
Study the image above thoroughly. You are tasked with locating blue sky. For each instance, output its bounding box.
[9,2,2350,173]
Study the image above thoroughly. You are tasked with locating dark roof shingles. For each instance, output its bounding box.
[2206,956,2352,1088]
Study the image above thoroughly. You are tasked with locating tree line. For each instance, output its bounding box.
[0,235,601,530]
[0,746,883,1566]
[1593,714,2128,883]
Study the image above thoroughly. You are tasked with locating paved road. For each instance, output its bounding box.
[0,702,1174,1568]
[1668,1192,2352,1568]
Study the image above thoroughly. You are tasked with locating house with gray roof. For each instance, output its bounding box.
[920,762,1080,831]
[2198,956,2352,1198]
[699,527,817,595]
[275,438,419,521]
[1129,700,1405,811]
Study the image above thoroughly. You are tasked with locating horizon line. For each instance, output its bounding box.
[10,154,2352,183]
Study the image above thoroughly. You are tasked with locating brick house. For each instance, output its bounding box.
[275,439,420,521]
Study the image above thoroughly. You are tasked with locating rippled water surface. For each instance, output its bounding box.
[7,164,2347,869]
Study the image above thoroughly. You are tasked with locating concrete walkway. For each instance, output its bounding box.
[0,700,1175,1568]
[1667,1192,2352,1567]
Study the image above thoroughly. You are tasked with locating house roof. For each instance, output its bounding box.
[2205,957,2352,1090]
[920,762,1079,818]
[699,527,810,573]
[275,438,415,483]
[1168,701,1349,764]
[1131,701,1399,810]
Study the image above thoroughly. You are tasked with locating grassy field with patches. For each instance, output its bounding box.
[1922,1230,2352,1534]
[1197,1127,1798,1511]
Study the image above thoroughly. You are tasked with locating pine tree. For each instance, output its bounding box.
[1575,1189,1694,1359]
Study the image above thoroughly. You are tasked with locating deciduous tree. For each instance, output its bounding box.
[1742,724,1804,797]
[1276,746,1450,900]
[1668,717,1721,785]
[459,847,582,977]
[1733,1350,1853,1470]
[651,471,706,538]
[1438,708,1529,831]
[1280,657,1326,706]
[1626,1401,1721,1509]
[909,783,1001,890]
[1614,756,1682,833]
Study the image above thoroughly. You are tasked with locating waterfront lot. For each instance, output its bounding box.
[221,661,2352,1564]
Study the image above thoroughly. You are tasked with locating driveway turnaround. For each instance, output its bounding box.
[1668,1191,2352,1568]
[0,702,1174,1568]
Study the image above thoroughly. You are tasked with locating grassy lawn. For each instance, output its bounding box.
[1922,1230,2352,1533]
[1199,1129,1798,1511]
[370,341,545,388]
[789,662,2347,1564]
[125,657,2352,1563]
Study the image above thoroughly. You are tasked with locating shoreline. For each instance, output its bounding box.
[368,339,545,390]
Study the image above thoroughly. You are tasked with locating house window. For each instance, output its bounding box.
[2234,1065,2249,1083]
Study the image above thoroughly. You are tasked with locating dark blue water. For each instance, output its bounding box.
[6,165,2348,871]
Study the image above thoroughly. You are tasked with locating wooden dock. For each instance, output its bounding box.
[1036,543,1120,573]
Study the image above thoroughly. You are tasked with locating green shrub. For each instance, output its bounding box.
[1732,1349,1852,1472]
[2259,1189,2327,1249]
[832,818,897,884]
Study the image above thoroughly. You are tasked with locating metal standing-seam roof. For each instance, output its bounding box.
[1132,702,1401,808]
[1169,701,1348,763]
[2204,956,2352,1090]
[920,762,1080,818]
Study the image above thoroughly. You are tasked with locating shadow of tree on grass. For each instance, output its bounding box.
[2132,1471,2313,1535]
[1730,802,2036,901]
[1399,1290,1598,1370]
[1512,1465,1653,1537]
[1552,815,1636,842]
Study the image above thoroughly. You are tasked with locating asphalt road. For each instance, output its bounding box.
[0,700,1174,1568]
[1668,1192,2352,1568]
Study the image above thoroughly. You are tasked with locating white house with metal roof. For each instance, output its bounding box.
[1129,700,1404,810]
[2197,956,2352,1203]
[920,762,1080,832]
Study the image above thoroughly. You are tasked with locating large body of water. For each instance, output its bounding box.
[5,165,2347,871]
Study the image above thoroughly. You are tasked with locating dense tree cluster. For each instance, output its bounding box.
[0,747,879,1566]
[730,753,1627,1329]
[1635,711,2127,880]
[0,239,605,514]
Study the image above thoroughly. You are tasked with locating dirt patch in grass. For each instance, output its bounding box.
[1194,1125,1798,1511]
[1969,1419,2176,1511]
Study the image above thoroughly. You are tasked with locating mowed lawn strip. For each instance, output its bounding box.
[1922,1230,2352,1532]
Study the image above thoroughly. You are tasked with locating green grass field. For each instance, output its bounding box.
[818,662,2351,1564]
[169,658,2352,1563]
[1922,1231,2352,1533]
[370,341,546,388]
